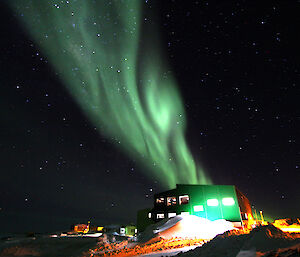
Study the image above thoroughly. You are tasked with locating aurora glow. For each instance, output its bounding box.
[11,0,211,188]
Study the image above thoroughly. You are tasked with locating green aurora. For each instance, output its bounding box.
[11,0,211,188]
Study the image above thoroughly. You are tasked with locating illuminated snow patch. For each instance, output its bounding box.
[152,215,235,240]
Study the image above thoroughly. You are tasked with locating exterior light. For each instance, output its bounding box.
[181,212,190,216]
[207,199,219,206]
[193,205,204,212]
[168,212,176,218]
[222,197,235,206]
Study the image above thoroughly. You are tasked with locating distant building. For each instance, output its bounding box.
[120,225,137,236]
[137,184,254,232]
[73,223,90,233]
[72,221,104,233]
[89,226,104,233]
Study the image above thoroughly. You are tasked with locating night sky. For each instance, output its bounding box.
[1,0,299,234]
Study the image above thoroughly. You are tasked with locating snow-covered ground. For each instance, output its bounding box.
[176,225,300,257]
[138,245,198,257]
[0,235,99,257]
[1,217,300,257]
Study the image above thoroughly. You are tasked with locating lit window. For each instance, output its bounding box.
[167,196,177,206]
[222,197,235,206]
[207,199,219,206]
[193,205,204,212]
[168,212,176,218]
[148,212,152,218]
[157,213,165,219]
[179,195,189,205]
[181,212,190,216]
[156,197,165,204]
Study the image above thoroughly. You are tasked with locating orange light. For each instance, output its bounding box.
[259,210,267,225]
[84,237,206,257]
[246,213,255,229]
[273,218,300,233]
[97,227,104,231]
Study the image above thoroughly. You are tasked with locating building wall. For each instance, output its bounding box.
[235,188,254,227]
[151,184,248,223]
[137,208,154,232]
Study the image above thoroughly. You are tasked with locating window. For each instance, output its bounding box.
[156,197,165,204]
[193,205,204,212]
[222,197,235,206]
[179,195,189,205]
[207,199,219,206]
[157,213,165,219]
[168,212,176,218]
[181,212,190,216]
[148,212,152,219]
[167,196,177,206]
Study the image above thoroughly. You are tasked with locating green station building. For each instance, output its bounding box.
[137,184,253,232]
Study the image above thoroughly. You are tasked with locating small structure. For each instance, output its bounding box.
[73,222,90,233]
[105,224,137,237]
[137,184,254,232]
[120,225,137,236]
[72,221,104,234]
[89,226,104,233]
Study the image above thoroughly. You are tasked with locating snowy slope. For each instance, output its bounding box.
[176,225,300,257]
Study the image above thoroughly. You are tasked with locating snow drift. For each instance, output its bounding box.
[139,215,235,243]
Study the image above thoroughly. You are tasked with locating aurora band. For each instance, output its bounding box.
[11,0,211,188]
